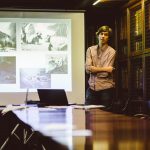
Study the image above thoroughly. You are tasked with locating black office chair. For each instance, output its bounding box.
[37,89,69,106]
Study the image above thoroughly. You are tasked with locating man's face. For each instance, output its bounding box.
[98,31,109,45]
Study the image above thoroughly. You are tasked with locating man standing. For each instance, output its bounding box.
[85,25,116,108]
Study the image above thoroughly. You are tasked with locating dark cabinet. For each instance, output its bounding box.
[117,0,150,115]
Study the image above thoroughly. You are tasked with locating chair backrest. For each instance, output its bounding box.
[37,89,69,106]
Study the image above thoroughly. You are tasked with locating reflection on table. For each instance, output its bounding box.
[1,105,150,150]
[13,106,91,150]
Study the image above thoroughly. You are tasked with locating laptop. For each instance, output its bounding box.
[37,89,69,106]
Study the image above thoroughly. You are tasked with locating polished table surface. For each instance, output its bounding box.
[12,105,150,150]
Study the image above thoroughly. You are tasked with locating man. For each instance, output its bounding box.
[85,25,116,108]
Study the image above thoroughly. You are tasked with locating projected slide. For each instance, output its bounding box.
[0,19,71,92]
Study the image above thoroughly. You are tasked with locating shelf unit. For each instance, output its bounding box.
[145,0,150,50]
[117,9,129,108]
[117,0,150,115]
[130,3,143,55]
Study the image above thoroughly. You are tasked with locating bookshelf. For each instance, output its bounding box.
[130,3,143,55]
[117,0,150,115]
[130,57,143,100]
[145,55,150,100]
[145,0,150,50]
[118,11,128,59]
[117,9,129,108]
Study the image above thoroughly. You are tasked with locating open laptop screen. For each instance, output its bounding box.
[37,89,69,106]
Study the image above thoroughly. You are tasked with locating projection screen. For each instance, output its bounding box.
[0,10,85,105]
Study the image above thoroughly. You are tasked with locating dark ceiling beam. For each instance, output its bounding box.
[0,0,129,10]
[76,0,95,9]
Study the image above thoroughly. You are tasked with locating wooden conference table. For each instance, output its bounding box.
[2,105,150,150]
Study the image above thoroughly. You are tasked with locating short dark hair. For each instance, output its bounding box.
[96,25,112,37]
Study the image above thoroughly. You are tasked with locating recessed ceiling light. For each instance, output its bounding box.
[93,0,101,6]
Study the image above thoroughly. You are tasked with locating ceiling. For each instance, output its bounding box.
[0,0,129,11]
